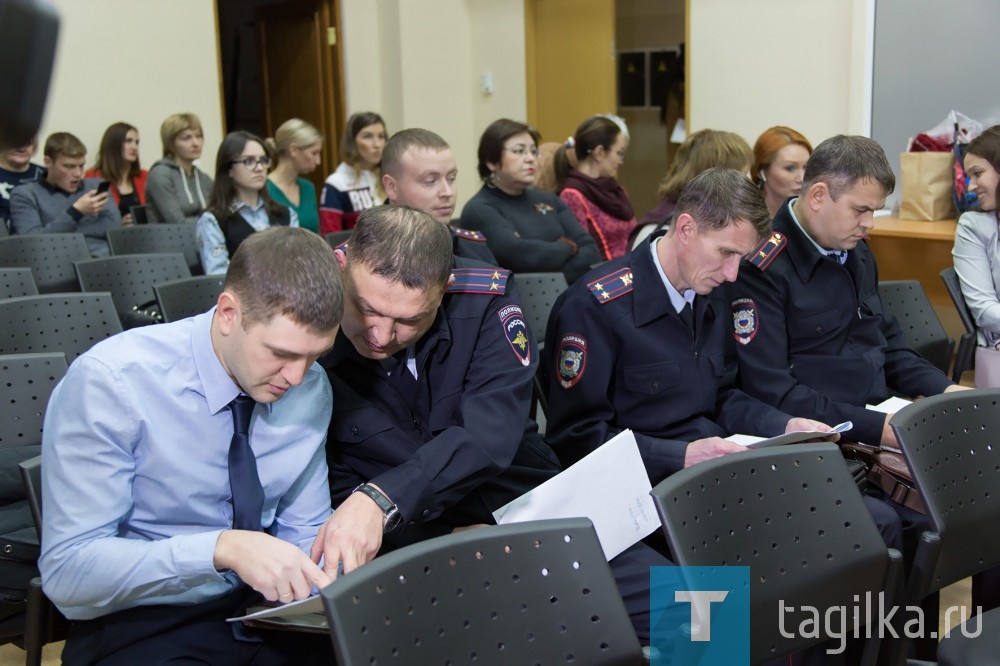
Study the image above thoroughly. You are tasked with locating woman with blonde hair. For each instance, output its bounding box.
[145,112,212,224]
[751,126,813,218]
[265,119,322,233]
[632,129,752,247]
[319,111,386,234]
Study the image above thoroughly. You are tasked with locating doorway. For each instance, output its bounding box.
[216,0,345,193]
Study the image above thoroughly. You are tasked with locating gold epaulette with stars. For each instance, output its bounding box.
[447,267,510,295]
[587,267,634,303]
[450,226,488,242]
[745,231,787,271]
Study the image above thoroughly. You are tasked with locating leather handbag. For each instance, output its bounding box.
[841,442,924,514]
[122,299,163,330]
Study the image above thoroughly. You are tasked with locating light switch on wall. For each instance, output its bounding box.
[480,71,494,94]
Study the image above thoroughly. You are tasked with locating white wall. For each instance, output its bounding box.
[340,0,527,213]
[39,0,224,173]
[687,0,873,147]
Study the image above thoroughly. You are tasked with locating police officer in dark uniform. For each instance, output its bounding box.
[316,205,667,643]
[381,127,496,263]
[728,135,964,450]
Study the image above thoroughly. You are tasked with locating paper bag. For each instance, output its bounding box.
[899,151,956,221]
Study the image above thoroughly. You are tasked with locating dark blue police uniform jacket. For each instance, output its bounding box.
[729,200,953,445]
[322,258,559,550]
[543,238,790,484]
[450,224,497,264]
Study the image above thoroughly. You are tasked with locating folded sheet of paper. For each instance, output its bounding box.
[228,593,324,623]
[726,421,853,449]
[492,429,660,561]
[865,397,912,414]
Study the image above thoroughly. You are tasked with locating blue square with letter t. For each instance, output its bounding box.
[649,566,749,665]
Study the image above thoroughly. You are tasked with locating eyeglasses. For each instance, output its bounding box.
[233,156,272,169]
[504,145,540,159]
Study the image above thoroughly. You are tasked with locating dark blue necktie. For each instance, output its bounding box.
[228,395,263,531]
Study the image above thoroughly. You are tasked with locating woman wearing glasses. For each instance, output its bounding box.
[145,113,214,225]
[195,131,298,274]
[461,118,600,283]
[553,115,636,261]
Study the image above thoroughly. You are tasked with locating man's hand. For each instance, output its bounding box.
[310,490,385,580]
[72,191,108,217]
[684,437,746,468]
[214,530,331,603]
[784,417,840,443]
[944,383,972,393]
[880,413,899,447]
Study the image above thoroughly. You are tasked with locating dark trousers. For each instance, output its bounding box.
[61,587,335,666]
[609,540,672,644]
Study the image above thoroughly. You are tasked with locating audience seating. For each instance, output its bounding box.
[18,456,68,666]
[153,275,225,323]
[75,253,190,327]
[879,280,955,375]
[940,267,977,382]
[650,442,902,664]
[322,518,640,666]
[0,234,89,294]
[0,269,38,300]
[0,293,122,361]
[107,224,202,275]
[323,230,352,249]
[888,388,1000,665]
[514,272,569,344]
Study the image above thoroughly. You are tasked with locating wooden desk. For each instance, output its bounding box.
[867,215,960,339]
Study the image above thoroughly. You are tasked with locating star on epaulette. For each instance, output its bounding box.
[745,232,787,271]
[450,226,488,242]
[447,267,510,295]
[587,267,634,303]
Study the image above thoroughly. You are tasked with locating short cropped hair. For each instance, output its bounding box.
[658,129,752,202]
[346,205,453,292]
[802,135,896,200]
[44,132,86,160]
[477,118,541,181]
[160,113,203,158]
[224,226,344,332]
[340,112,386,168]
[382,128,450,178]
[674,167,771,240]
[751,126,813,187]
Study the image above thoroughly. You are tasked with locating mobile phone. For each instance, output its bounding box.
[95,180,111,195]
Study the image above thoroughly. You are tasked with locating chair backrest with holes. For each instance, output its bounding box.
[0,267,38,299]
[153,275,225,323]
[75,253,190,323]
[0,234,90,293]
[0,353,67,451]
[0,293,122,360]
[107,224,202,275]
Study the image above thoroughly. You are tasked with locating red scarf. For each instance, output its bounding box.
[561,169,635,220]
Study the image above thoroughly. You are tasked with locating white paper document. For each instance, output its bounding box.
[227,593,324,623]
[865,397,912,414]
[492,429,660,560]
[726,421,853,449]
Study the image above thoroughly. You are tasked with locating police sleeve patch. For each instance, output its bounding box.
[499,304,531,366]
[450,226,488,242]
[587,267,634,303]
[731,298,758,345]
[556,333,587,388]
[448,268,510,295]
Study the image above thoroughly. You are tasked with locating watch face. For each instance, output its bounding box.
[384,508,403,533]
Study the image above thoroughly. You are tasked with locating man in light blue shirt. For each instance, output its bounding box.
[40,227,343,664]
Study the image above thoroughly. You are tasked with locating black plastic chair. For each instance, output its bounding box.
[0,234,89,293]
[107,223,202,275]
[879,280,955,375]
[75,253,190,327]
[322,518,641,666]
[18,456,67,666]
[650,442,902,665]
[0,293,122,361]
[0,353,67,451]
[0,268,38,300]
[513,272,569,343]
[153,275,225,323]
[323,230,353,250]
[940,267,977,382]
[888,388,1000,665]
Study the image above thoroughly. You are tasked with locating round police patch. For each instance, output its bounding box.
[498,304,531,366]
[556,333,587,389]
[731,298,758,346]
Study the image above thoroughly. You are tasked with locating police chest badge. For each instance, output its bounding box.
[731,298,758,345]
[557,333,587,388]
[499,304,531,366]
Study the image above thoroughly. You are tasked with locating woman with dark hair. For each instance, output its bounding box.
[954,126,1000,346]
[319,111,386,234]
[86,122,148,225]
[460,118,600,284]
[195,131,298,274]
[751,126,812,218]
[554,114,636,260]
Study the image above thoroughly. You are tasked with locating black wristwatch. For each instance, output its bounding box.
[353,483,402,533]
